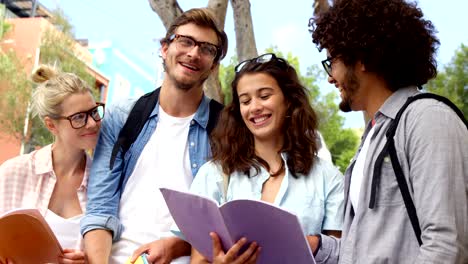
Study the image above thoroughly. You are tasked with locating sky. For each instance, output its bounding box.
[39,0,468,128]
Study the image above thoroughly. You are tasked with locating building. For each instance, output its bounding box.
[88,41,157,104]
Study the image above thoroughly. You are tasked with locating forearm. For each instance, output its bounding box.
[83,229,113,264]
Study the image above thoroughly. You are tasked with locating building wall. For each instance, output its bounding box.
[89,42,156,104]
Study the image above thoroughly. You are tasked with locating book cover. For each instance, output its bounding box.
[0,208,63,263]
[124,253,149,264]
[160,188,315,264]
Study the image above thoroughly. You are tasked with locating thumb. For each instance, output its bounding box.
[130,245,149,263]
[210,232,224,256]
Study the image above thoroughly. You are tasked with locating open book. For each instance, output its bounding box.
[0,208,63,263]
[160,188,315,264]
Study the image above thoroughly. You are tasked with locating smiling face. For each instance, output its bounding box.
[326,56,363,112]
[237,72,288,144]
[46,92,101,151]
[161,23,219,91]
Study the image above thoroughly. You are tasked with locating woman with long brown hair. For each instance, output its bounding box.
[189,53,344,263]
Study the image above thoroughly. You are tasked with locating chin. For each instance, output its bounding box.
[339,100,352,112]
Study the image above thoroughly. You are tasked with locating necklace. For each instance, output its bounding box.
[269,159,285,177]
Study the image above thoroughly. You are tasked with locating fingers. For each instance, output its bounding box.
[58,249,86,264]
[246,246,261,264]
[234,241,259,264]
[224,237,248,260]
[210,232,224,257]
[131,244,150,263]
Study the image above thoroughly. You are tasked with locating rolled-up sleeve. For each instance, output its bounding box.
[80,101,129,241]
[323,165,344,231]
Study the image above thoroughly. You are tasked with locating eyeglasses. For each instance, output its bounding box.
[235,53,287,73]
[52,102,105,129]
[169,34,219,60]
[321,57,333,77]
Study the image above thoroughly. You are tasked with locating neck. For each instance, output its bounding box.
[51,142,86,179]
[362,77,394,118]
[159,77,204,117]
[254,137,284,174]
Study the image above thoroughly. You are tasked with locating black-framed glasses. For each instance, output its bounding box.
[321,57,333,77]
[235,53,287,73]
[52,102,105,129]
[169,34,219,59]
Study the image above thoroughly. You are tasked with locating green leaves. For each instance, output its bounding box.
[426,44,467,118]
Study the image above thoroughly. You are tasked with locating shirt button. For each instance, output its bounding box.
[191,120,195,125]
[192,163,197,168]
[190,142,195,147]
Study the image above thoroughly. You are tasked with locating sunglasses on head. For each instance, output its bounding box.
[234,53,288,73]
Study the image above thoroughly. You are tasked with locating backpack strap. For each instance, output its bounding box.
[206,99,224,134]
[109,88,160,169]
[369,92,467,247]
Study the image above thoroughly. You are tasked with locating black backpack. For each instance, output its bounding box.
[368,93,467,246]
[109,87,224,169]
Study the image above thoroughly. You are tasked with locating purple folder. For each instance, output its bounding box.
[160,188,315,264]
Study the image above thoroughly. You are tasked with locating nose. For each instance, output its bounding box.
[250,98,263,113]
[85,115,99,129]
[186,45,202,58]
[328,75,336,84]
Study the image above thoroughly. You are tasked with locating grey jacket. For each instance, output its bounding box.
[315,86,468,264]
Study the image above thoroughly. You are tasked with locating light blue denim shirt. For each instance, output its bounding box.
[81,91,215,241]
[189,154,344,235]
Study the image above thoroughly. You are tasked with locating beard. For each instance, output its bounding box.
[338,67,360,112]
[163,58,211,91]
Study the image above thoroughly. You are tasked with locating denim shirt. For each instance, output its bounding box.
[80,91,215,241]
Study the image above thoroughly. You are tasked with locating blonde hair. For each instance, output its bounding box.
[31,65,92,119]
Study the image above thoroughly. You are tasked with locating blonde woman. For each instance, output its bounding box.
[0,65,104,264]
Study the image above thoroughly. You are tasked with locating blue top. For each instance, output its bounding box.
[190,154,344,235]
[81,93,215,241]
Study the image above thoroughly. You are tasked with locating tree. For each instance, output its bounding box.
[0,22,32,146]
[426,44,467,118]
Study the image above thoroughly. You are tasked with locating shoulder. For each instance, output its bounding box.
[0,147,45,179]
[195,161,224,182]
[307,157,343,185]
[107,97,138,118]
[401,97,466,135]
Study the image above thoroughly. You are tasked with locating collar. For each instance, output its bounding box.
[34,144,90,191]
[377,85,420,120]
[150,90,212,129]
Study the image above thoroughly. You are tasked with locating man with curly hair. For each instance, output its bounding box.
[308,0,468,263]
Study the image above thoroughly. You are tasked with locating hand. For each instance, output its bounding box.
[130,237,189,264]
[0,258,14,264]
[306,235,320,255]
[210,232,260,264]
[58,248,86,264]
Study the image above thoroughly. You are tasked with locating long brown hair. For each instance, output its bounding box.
[210,54,319,177]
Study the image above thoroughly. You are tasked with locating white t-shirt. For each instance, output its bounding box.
[350,126,376,211]
[44,209,83,250]
[110,106,194,264]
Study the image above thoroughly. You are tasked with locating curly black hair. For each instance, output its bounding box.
[309,0,440,91]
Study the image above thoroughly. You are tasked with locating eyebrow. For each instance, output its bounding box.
[176,34,218,47]
[238,87,274,98]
